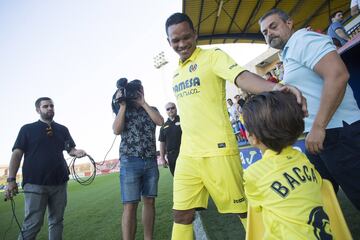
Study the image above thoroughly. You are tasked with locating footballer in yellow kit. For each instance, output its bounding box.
[172,46,247,213]
[244,147,333,239]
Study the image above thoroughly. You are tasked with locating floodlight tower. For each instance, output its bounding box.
[153,51,168,69]
[153,51,172,113]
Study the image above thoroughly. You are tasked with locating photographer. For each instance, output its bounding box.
[112,79,163,240]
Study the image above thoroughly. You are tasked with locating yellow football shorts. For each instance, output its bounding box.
[173,154,247,213]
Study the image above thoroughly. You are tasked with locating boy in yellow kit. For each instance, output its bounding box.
[242,91,333,239]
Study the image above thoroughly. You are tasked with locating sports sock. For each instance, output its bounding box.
[171,222,193,240]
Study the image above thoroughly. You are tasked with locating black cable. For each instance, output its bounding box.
[68,136,118,185]
[94,135,119,171]
[2,205,14,240]
[3,191,47,240]
[68,154,96,186]
[10,198,24,240]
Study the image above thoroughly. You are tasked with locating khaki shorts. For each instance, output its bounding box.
[173,154,247,213]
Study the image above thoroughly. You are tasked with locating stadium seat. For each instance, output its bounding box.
[245,179,352,240]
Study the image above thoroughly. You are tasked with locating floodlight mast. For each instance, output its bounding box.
[153,51,168,69]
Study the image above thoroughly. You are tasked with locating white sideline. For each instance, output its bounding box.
[193,211,208,240]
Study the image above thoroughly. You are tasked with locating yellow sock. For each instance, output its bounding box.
[239,217,248,231]
[171,222,194,240]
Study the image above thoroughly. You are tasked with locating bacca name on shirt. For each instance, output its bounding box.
[271,164,319,198]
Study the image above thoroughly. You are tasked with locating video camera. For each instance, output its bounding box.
[111,78,143,114]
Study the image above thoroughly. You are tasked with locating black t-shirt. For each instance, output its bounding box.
[158,115,182,152]
[13,120,75,186]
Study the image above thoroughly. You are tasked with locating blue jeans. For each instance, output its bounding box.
[120,155,159,203]
[20,183,67,240]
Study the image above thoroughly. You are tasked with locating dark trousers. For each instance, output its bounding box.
[167,150,179,176]
[305,120,360,210]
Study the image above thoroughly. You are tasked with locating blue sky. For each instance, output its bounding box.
[0,1,268,166]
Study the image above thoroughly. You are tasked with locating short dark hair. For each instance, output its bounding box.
[330,10,343,20]
[259,8,290,24]
[242,91,304,154]
[35,97,52,108]
[165,12,195,36]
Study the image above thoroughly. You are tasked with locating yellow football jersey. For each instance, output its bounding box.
[244,147,332,239]
[173,47,246,157]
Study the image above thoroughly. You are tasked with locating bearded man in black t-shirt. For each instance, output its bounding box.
[5,97,86,239]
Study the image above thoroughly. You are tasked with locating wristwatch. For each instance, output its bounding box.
[6,177,16,183]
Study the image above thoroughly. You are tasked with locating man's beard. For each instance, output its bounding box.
[41,112,54,121]
[269,37,284,49]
